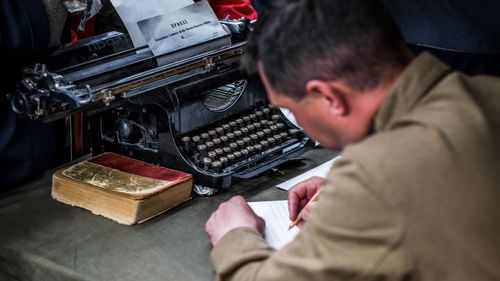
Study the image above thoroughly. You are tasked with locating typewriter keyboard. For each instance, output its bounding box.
[179,105,303,174]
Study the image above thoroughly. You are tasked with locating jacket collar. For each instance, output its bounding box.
[375,52,451,131]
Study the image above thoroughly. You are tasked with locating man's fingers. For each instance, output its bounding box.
[288,177,324,220]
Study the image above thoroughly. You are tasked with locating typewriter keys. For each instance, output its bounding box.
[227,153,235,164]
[240,127,249,134]
[242,116,251,124]
[240,149,249,157]
[233,151,242,160]
[235,118,244,127]
[202,157,212,170]
[280,132,289,139]
[223,147,232,154]
[208,130,217,138]
[260,140,269,149]
[181,136,191,151]
[246,124,255,132]
[206,141,215,150]
[211,161,222,172]
[213,138,222,147]
[215,148,224,156]
[226,132,235,141]
[192,135,201,144]
[250,134,258,143]
[208,151,217,159]
[276,122,285,131]
[229,142,238,150]
[243,137,252,145]
[222,124,231,132]
[273,134,283,143]
[271,114,280,123]
[201,133,210,141]
[219,156,229,166]
[253,144,263,152]
[246,146,255,153]
[262,107,271,116]
[234,130,242,138]
[220,135,229,144]
[236,140,245,148]
[215,127,224,135]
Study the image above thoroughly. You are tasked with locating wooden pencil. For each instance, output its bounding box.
[288,191,320,230]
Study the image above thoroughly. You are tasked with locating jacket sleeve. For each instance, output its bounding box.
[211,157,414,281]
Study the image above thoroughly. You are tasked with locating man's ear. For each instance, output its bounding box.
[305,80,349,116]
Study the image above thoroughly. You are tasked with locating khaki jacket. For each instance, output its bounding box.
[211,53,500,281]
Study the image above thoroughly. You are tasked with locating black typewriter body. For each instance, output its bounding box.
[10,31,314,190]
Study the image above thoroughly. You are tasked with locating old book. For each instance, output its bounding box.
[52,152,193,225]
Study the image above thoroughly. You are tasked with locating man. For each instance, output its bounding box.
[205,0,500,280]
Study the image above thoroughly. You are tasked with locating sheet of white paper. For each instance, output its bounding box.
[276,157,340,191]
[137,0,228,57]
[109,0,193,47]
[248,200,300,249]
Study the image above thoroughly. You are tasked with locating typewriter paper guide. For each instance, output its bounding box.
[109,0,193,47]
[137,0,230,57]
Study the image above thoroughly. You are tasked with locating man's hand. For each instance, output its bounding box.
[205,195,265,246]
[288,176,324,228]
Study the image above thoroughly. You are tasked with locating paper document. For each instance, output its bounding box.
[248,200,300,249]
[137,0,229,57]
[276,157,339,191]
[109,0,193,47]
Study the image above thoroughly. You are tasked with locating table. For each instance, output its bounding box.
[0,148,337,281]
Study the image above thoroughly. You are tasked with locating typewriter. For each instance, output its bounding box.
[9,12,314,192]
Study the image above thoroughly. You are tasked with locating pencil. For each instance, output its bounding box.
[288,191,320,230]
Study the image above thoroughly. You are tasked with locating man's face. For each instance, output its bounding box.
[265,86,343,149]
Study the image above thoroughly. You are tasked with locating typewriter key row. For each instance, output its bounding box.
[179,106,299,172]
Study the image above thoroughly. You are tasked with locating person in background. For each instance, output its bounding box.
[205,0,500,280]
[383,1,500,76]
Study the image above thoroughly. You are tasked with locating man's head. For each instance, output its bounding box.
[245,0,412,149]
